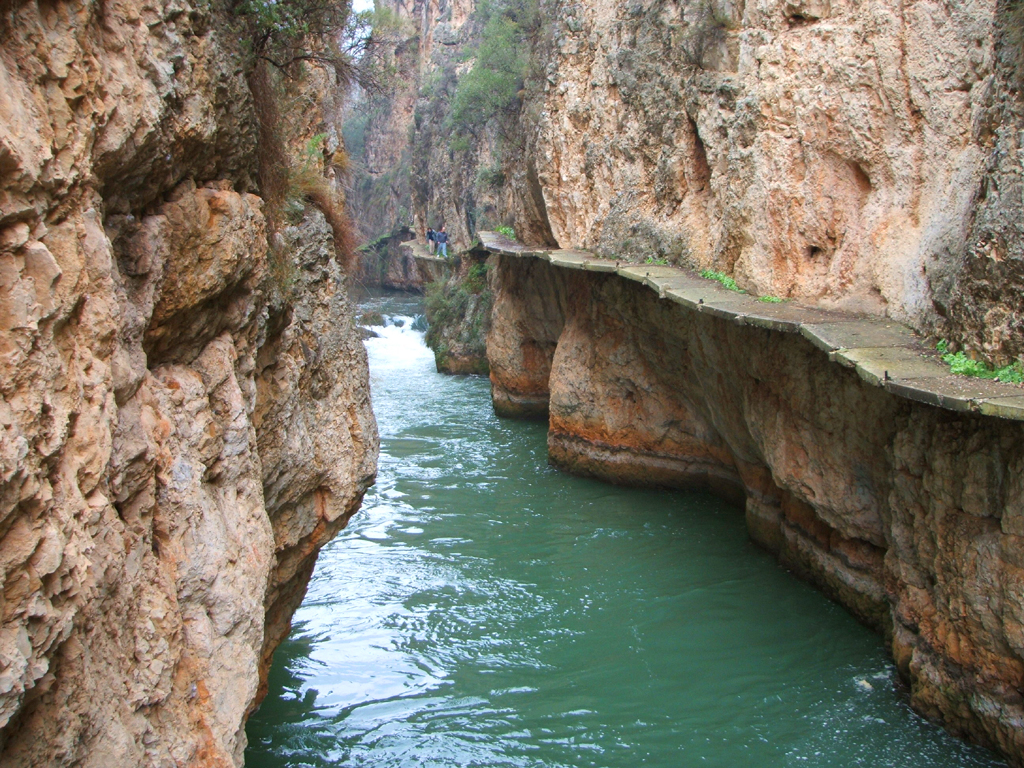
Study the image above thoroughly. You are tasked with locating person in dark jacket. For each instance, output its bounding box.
[426,227,435,253]
[436,227,449,257]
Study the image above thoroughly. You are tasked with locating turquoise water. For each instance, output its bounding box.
[245,292,1004,768]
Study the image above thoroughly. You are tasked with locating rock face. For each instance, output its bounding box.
[346,0,512,255]
[515,0,997,331]
[423,251,493,374]
[357,0,1024,369]
[947,6,1024,366]
[488,252,1024,765]
[0,1,377,766]
[355,233,448,292]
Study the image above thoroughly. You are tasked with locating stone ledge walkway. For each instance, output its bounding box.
[478,231,1024,422]
[399,240,451,265]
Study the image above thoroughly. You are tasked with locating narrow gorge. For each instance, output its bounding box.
[4,0,1024,763]
[348,0,1024,764]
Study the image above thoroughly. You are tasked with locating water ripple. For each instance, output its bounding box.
[246,291,1005,768]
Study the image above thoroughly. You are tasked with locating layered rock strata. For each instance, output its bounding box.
[484,233,1024,765]
[0,1,377,765]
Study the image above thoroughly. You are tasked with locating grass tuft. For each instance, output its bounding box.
[936,340,1024,384]
[700,269,744,292]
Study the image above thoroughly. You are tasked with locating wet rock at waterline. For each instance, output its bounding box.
[247,290,1005,768]
[486,250,1024,764]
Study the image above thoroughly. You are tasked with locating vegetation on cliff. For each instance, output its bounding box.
[449,0,539,142]
[238,0,405,300]
[425,259,493,374]
[937,340,1024,384]
[344,0,547,253]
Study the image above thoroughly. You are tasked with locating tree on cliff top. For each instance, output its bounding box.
[234,0,404,286]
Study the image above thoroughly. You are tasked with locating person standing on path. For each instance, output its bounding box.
[436,227,448,258]
[426,227,435,253]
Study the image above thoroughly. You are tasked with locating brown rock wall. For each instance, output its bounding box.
[489,254,1024,764]
[0,0,377,765]
[355,234,447,292]
[520,0,996,330]
[946,1,1024,366]
[360,0,1024,368]
[253,213,377,705]
[488,257,567,418]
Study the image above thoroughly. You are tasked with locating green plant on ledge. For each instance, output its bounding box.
[645,256,669,265]
[700,268,744,293]
[936,340,1024,384]
[496,225,516,240]
[758,295,784,303]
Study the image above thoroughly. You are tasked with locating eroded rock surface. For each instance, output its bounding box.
[357,0,1024,367]
[522,0,997,330]
[0,0,377,765]
[355,235,447,292]
[489,255,1024,764]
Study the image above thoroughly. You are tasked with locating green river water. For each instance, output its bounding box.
[245,292,1005,768]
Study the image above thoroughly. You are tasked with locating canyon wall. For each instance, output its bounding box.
[347,0,509,255]
[486,247,1024,764]
[422,247,492,373]
[0,1,377,765]
[348,0,1024,760]
[356,0,1024,369]
[354,231,447,292]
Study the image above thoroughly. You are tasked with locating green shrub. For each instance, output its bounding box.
[700,268,744,292]
[758,295,784,303]
[936,340,1024,383]
[495,225,516,239]
[466,262,489,291]
[432,340,451,370]
[236,0,360,80]
[476,164,506,189]
[645,256,669,265]
[449,0,538,137]
[424,281,473,349]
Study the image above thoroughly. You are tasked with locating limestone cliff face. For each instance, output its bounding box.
[354,230,447,292]
[356,0,1024,367]
[0,1,377,765]
[488,252,1024,764]
[516,0,997,329]
[348,0,508,254]
[947,5,1024,367]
